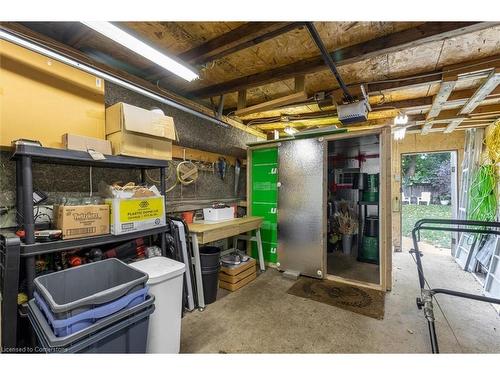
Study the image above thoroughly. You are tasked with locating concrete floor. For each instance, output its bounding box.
[180,237,500,353]
[327,251,380,285]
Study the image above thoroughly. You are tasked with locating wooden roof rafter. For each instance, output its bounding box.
[189,22,498,98]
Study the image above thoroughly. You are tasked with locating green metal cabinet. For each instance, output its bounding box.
[250,147,278,263]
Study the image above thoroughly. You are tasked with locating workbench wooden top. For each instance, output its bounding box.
[187,216,263,244]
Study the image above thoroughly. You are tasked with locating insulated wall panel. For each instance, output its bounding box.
[277,138,326,278]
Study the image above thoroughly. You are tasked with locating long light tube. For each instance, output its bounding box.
[0,29,228,128]
[81,22,198,82]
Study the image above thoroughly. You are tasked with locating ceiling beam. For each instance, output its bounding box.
[0,22,266,139]
[189,22,497,98]
[244,97,432,125]
[179,22,303,66]
[235,92,308,117]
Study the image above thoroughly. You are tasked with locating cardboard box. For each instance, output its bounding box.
[62,134,112,154]
[1,40,105,149]
[54,205,110,240]
[106,196,166,235]
[105,102,175,160]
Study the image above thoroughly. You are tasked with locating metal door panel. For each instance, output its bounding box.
[277,138,326,278]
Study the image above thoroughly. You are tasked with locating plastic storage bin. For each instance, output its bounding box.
[34,286,148,337]
[28,294,155,353]
[203,207,234,222]
[34,258,148,320]
[131,257,185,353]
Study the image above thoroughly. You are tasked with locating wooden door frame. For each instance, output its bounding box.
[322,127,391,291]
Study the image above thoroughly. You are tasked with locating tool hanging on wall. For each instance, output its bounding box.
[234,159,241,197]
[217,157,227,180]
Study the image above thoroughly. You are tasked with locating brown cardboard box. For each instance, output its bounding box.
[62,134,112,154]
[0,40,105,149]
[105,102,175,160]
[54,205,110,240]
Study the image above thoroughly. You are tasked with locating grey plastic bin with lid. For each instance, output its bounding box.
[131,256,185,353]
[34,258,148,319]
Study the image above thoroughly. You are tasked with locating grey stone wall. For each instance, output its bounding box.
[0,81,257,227]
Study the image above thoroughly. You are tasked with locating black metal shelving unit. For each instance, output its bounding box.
[1,144,169,350]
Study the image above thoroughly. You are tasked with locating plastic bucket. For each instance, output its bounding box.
[361,236,379,263]
[364,216,379,237]
[365,173,379,192]
[199,246,221,305]
[199,246,221,268]
[181,211,194,224]
[201,267,220,305]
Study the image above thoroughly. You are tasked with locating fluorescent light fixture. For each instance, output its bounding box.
[394,113,408,126]
[284,126,299,135]
[0,29,227,128]
[393,126,406,141]
[81,21,198,82]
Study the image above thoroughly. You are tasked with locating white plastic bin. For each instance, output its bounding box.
[131,257,185,353]
[203,206,234,222]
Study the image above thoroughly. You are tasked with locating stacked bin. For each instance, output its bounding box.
[28,258,155,353]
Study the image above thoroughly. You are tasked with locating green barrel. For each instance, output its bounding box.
[360,236,379,263]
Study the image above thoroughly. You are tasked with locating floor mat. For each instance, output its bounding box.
[287,277,385,320]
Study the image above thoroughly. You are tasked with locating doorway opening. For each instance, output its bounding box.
[400,151,458,250]
[326,134,381,286]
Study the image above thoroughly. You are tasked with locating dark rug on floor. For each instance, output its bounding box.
[287,277,385,320]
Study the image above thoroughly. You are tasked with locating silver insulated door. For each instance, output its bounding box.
[278,138,326,278]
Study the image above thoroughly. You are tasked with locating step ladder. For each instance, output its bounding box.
[454,128,484,269]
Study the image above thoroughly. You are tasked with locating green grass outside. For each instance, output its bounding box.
[401,204,452,248]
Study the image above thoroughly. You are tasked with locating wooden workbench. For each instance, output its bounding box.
[187,216,265,310]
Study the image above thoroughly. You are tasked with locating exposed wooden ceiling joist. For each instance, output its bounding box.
[234,91,308,117]
[189,22,496,98]
[178,22,304,66]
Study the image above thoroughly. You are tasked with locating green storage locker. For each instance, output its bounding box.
[250,147,278,263]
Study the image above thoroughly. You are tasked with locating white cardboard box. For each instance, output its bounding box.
[203,207,235,222]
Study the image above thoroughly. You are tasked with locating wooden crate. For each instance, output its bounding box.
[220,258,256,276]
[219,265,256,283]
[219,271,257,292]
[219,257,257,292]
